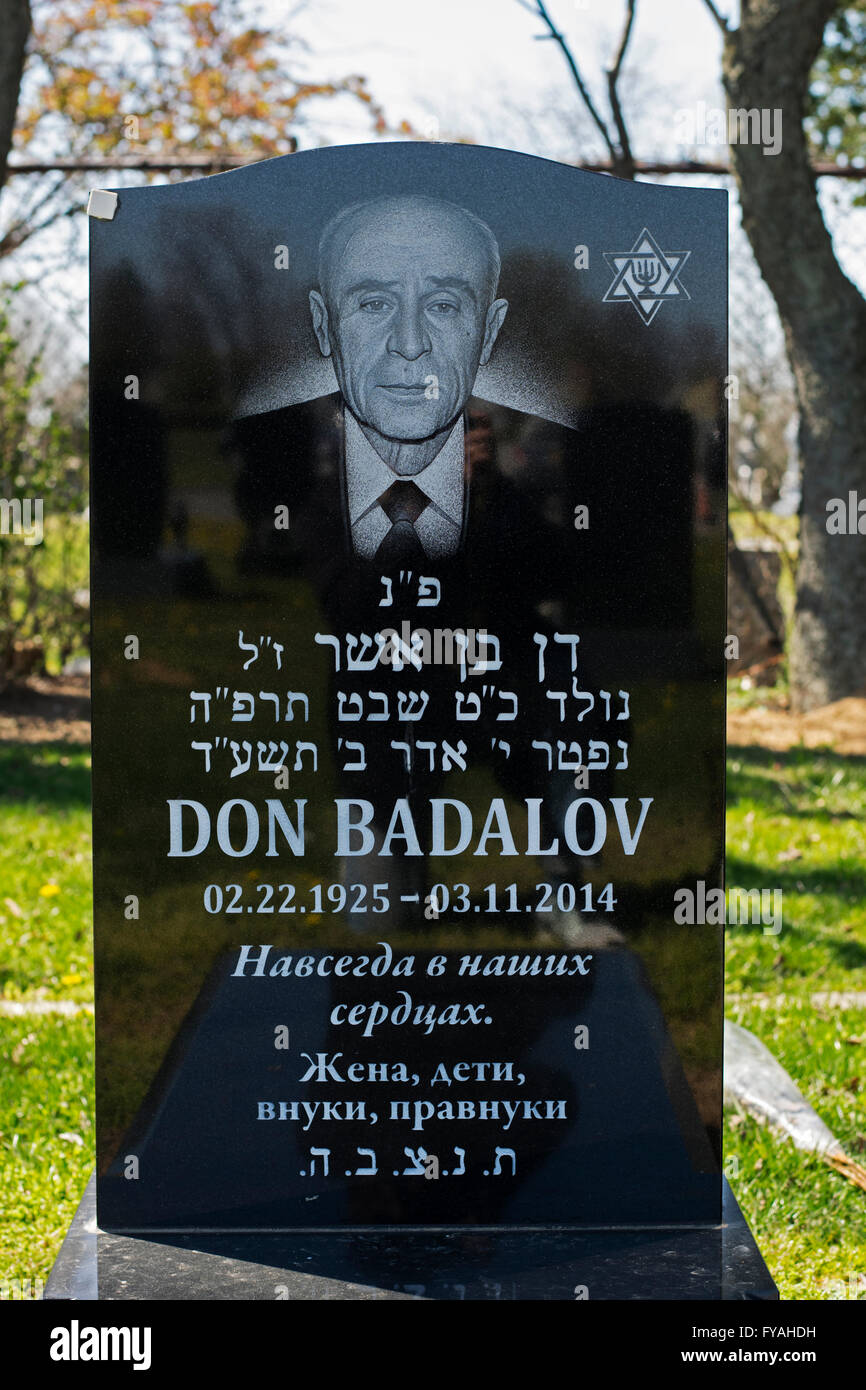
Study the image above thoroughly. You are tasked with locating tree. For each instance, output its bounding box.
[3,0,400,260]
[0,0,30,191]
[703,0,866,709]
[0,286,89,687]
[519,0,638,178]
[807,0,866,178]
[527,0,866,708]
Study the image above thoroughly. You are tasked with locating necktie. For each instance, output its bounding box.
[375,479,430,567]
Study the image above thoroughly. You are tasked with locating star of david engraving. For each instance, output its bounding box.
[602,229,690,325]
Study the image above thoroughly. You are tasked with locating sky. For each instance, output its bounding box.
[283,0,728,157]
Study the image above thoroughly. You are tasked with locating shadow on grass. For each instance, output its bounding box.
[0,743,91,810]
[728,744,866,817]
[726,854,866,900]
[723,854,866,970]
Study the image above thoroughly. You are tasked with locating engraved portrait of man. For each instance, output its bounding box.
[307,193,509,565]
[231,187,579,589]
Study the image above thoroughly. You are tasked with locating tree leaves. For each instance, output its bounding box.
[806,0,866,185]
[16,0,390,161]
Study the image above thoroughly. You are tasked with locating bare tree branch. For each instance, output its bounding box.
[609,0,638,83]
[606,0,637,179]
[3,167,66,227]
[0,168,80,258]
[5,151,298,175]
[529,0,620,166]
[526,0,642,177]
[0,199,77,259]
[6,154,863,178]
[700,0,730,34]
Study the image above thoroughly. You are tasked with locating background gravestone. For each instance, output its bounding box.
[63,143,774,1297]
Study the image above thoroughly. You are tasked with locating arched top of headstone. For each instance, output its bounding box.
[91,141,726,428]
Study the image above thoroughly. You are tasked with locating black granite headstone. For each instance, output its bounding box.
[71,145,773,1297]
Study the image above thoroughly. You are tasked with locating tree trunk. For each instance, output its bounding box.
[722,0,866,710]
[0,0,31,192]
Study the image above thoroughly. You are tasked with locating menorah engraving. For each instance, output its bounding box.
[632,255,662,295]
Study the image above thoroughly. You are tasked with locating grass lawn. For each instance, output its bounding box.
[0,729,864,1298]
[0,743,93,1297]
[724,735,866,1300]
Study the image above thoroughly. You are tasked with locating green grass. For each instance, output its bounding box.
[724,1004,866,1302]
[726,746,866,994]
[725,742,866,1299]
[0,1012,94,1298]
[0,743,94,1296]
[0,745,92,1002]
[0,731,864,1298]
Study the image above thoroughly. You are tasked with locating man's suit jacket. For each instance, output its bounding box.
[229,389,699,633]
[230,391,570,618]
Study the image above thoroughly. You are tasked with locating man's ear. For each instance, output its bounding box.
[309,290,332,357]
[479,298,508,366]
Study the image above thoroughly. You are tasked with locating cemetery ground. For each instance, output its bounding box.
[0,682,864,1300]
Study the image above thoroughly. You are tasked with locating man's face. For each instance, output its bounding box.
[310,203,507,446]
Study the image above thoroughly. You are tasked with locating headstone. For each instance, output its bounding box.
[55,144,776,1298]
[727,539,784,677]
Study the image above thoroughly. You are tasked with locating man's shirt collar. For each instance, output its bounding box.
[345,408,464,525]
